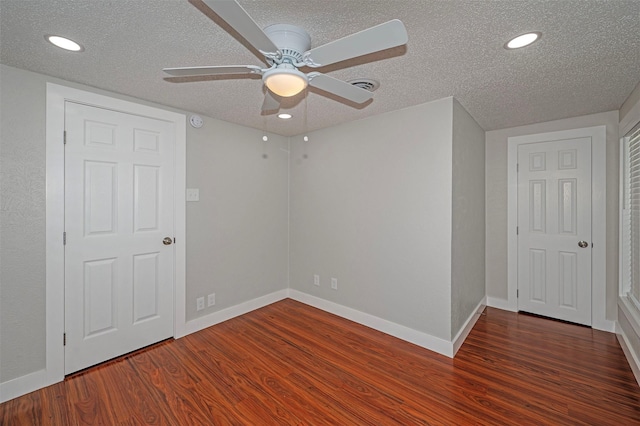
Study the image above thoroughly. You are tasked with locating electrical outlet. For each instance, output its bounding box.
[331,278,338,290]
[313,274,320,286]
[186,188,200,202]
[208,293,216,307]
[196,296,205,311]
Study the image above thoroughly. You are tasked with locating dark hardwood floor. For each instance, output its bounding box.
[2,299,640,425]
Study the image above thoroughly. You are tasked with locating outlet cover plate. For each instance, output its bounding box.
[186,188,200,202]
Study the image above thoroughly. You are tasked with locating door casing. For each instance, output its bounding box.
[45,83,186,386]
[507,125,612,331]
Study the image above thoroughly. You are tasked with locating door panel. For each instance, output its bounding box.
[83,258,118,336]
[133,252,160,323]
[558,251,577,308]
[517,137,592,325]
[64,101,175,374]
[134,165,160,231]
[84,161,117,235]
[529,248,546,302]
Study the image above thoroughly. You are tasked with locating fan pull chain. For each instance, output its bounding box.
[303,91,309,159]
[262,114,268,159]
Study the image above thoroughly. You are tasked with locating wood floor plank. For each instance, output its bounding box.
[2,300,640,425]
[254,304,546,424]
[241,308,493,424]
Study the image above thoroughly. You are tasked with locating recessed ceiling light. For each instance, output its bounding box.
[505,32,541,49]
[278,113,292,119]
[45,35,84,52]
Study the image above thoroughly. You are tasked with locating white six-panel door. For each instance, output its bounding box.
[517,137,592,325]
[64,101,175,374]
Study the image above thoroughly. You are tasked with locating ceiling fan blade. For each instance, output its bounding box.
[200,0,280,57]
[304,19,408,67]
[308,72,373,104]
[261,90,281,112]
[163,65,263,77]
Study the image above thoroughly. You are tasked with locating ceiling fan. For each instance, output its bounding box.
[163,0,409,113]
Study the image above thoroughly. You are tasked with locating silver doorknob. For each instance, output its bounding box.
[578,241,589,248]
[163,237,173,245]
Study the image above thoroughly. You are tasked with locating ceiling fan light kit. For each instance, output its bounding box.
[163,0,408,114]
[263,65,308,97]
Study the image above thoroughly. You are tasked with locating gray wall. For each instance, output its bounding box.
[0,65,47,381]
[186,116,289,321]
[0,64,289,382]
[485,110,619,321]
[451,99,486,339]
[289,98,455,340]
[620,81,640,125]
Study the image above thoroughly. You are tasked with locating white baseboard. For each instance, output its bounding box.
[616,325,640,387]
[486,296,517,312]
[177,289,289,338]
[452,298,486,356]
[0,368,53,403]
[593,318,617,333]
[288,290,455,357]
[487,296,616,332]
[617,298,640,386]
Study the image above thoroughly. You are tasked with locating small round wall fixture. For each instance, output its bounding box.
[504,32,542,49]
[189,114,203,128]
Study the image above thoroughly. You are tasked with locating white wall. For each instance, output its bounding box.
[451,99,485,339]
[289,98,455,340]
[0,64,289,385]
[485,110,620,321]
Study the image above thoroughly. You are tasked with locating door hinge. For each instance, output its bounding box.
[63,333,66,346]
[517,289,519,298]
[516,163,519,172]
[63,232,66,245]
[174,237,176,244]
[63,130,67,145]
[516,226,519,235]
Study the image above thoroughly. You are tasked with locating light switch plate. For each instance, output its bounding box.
[186,188,200,202]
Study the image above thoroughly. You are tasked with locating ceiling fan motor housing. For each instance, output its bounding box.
[264,24,311,64]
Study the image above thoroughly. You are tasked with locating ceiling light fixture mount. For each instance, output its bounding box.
[45,35,84,52]
[504,32,542,49]
[278,113,292,119]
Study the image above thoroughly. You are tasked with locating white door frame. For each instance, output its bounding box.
[507,125,614,332]
[45,83,186,387]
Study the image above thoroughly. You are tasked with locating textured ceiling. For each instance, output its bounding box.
[1,0,639,136]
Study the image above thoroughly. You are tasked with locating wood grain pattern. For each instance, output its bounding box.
[2,299,639,425]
